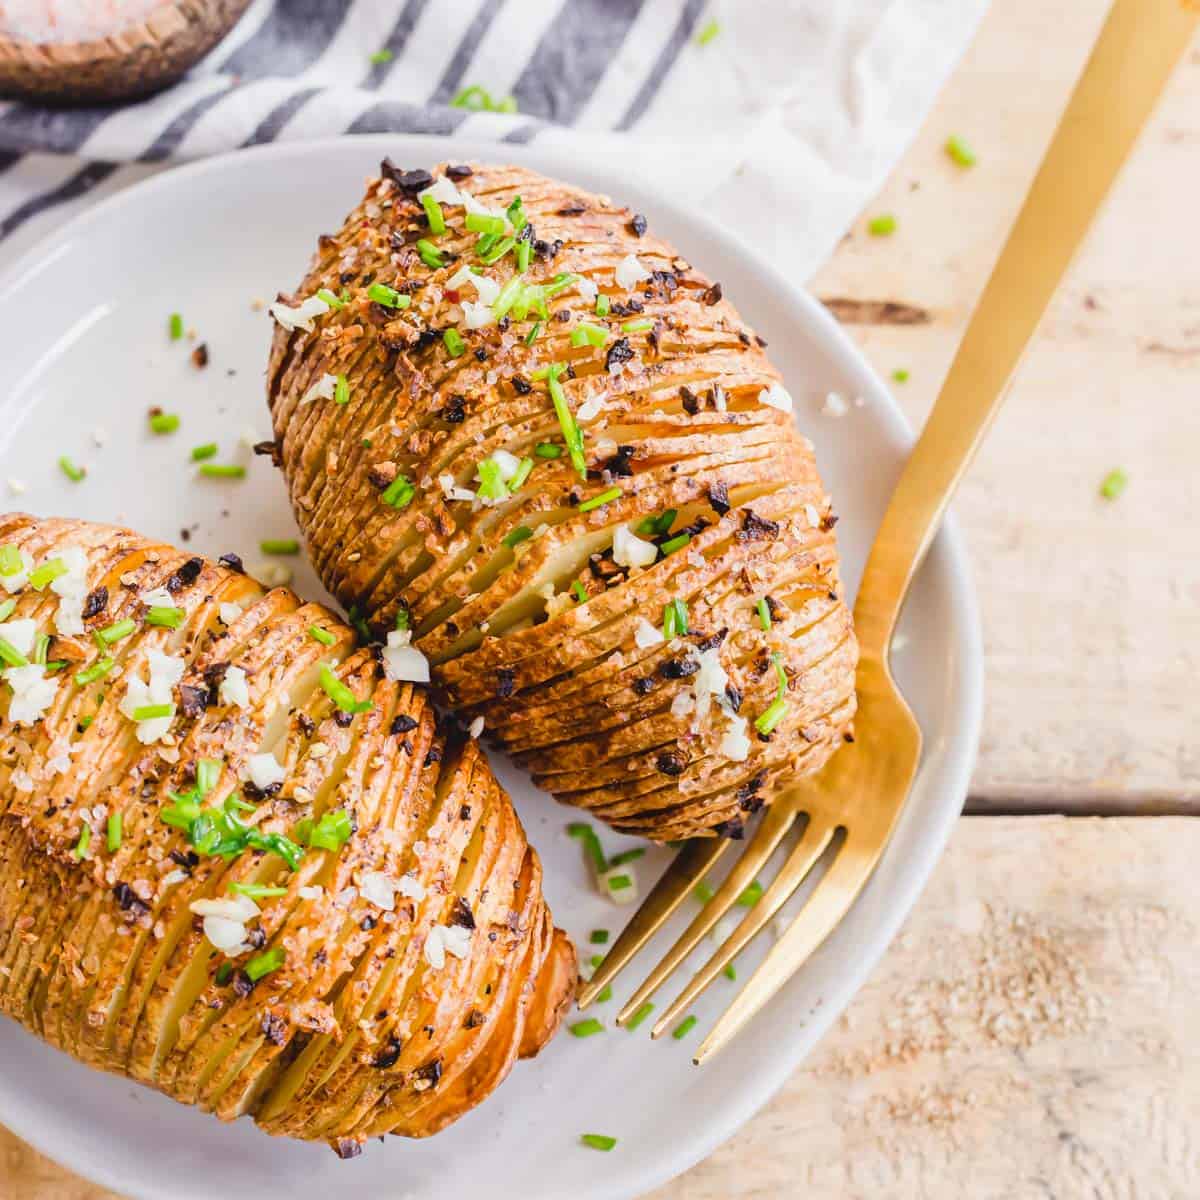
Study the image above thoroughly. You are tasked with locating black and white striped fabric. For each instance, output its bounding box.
[0,0,987,273]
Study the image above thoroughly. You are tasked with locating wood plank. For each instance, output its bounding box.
[808,0,1200,811]
[8,816,1198,1198]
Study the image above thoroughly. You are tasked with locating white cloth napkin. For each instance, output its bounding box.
[0,0,987,274]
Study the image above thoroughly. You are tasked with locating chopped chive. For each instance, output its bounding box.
[0,599,14,622]
[190,442,218,461]
[524,321,542,346]
[196,757,221,796]
[145,605,184,629]
[0,637,28,668]
[569,1018,605,1038]
[492,276,524,321]
[465,212,507,237]
[543,272,578,299]
[309,625,336,646]
[535,442,561,459]
[77,715,93,731]
[595,293,611,317]
[503,526,533,551]
[757,597,771,631]
[29,559,66,590]
[754,697,788,735]
[106,812,122,852]
[606,873,632,891]
[694,880,714,904]
[548,365,587,479]
[244,946,285,982]
[567,821,607,874]
[149,412,180,435]
[319,663,372,714]
[317,287,346,310]
[132,703,174,721]
[636,509,676,537]
[381,473,416,509]
[476,457,508,502]
[475,231,499,257]
[1100,468,1128,500]
[215,961,233,985]
[695,18,720,45]
[945,134,977,168]
[672,1015,698,1040]
[369,47,393,65]
[96,618,135,645]
[230,882,289,899]
[73,824,91,860]
[581,1134,617,1152]
[307,808,354,852]
[868,214,897,236]
[723,962,737,981]
[169,312,184,340]
[394,606,410,631]
[44,660,68,673]
[260,539,300,555]
[571,322,608,348]
[416,239,444,270]
[198,464,246,479]
[737,881,764,907]
[608,847,645,867]
[32,633,49,665]
[516,238,532,273]
[366,282,410,309]
[334,374,350,405]
[662,598,688,639]
[571,580,587,603]
[595,983,613,1004]
[58,456,86,483]
[479,236,516,266]
[658,532,691,556]
[589,954,605,969]
[621,318,654,334]
[506,196,526,231]
[443,328,466,358]
[590,929,610,945]
[625,1002,654,1031]
[420,192,446,235]
[892,368,910,383]
[578,486,621,514]
[75,657,114,687]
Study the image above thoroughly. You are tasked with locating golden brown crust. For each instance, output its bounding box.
[0,513,574,1154]
[266,161,858,840]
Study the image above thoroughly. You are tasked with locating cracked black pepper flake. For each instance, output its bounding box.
[424,745,443,768]
[380,159,432,194]
[179,684,209,718]
[511,373,532,395]
[191,343,209,369]
[445,163,473,180]
[556,201,587,216]
[605,337,634,371]
[334,1139,363,1160]
[714,816,745,840]
[112,882,149,918]
[261,1012,288,1046]
[412,1059,443,1091]
[390,714,418,735]
[707,481,730,515]
[702,281,723,306]
[680,386,700,415]
[604,445,635,477]
[629,213,647,237]
[440,394,467,423]
[655,751,686,776]
[738,509,780,541]
[464,1009,486,1029]
[632,676,655,696]
[372,1037,403,1069]
[725,683,743,713]
[218,552,245,574]
[450,897,476,929]
[81,586,108,620]
[496,668,516,698]
[167,557,203,592]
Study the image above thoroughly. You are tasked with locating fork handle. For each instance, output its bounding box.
[852,0,1199,660]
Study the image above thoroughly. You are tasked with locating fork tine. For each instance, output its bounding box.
[649,814,838,1038]
[576,836,728,1009]
[691,835,876,1065]
[615,802,798,1025]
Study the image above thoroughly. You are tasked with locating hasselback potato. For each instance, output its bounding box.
[266,161,858,841]
[0,514,573,1155]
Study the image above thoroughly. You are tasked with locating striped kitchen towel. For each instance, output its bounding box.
[0,0,987,274]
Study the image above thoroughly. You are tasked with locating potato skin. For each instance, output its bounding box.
[267,162,858,840]
[0,514,573,1155]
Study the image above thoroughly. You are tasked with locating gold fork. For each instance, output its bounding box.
[577,0,1199,1063]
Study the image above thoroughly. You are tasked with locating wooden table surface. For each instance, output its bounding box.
[7,0,1200,1196]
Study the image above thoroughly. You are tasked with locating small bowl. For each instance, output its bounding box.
[0,0,250,104]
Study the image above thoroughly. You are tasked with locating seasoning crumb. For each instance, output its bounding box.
[191,343,209,369]
[8,479,26,496]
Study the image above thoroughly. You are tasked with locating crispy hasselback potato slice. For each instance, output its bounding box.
[265,161,858,841]
[0,513,573,1156]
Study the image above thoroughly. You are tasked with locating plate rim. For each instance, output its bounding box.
[0,133,984,1200]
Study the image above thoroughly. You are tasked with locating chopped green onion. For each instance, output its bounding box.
[636,509,676,537]
[260,539,300,556]
[595,293,611,317]
[567,821,607,874]
[29,559,66,590]
[571,580,587,603]
[581,1134,617,1152]
[367,282,410,309]
[569,1018,605,1038]
[416,239,444,269]
[606,873,632,891]
[465,212,506,237]
[625,1002,654,1031]
[334,374,350,405]
[475,458,508,502]
[145,605,184,628]
[892,368,910,383]
[149,412,179,435]
[319,664,372,714]
[190,442,218,462]
[309,625,336,646]
[77,715,94,731]
[443,328,466,358]
[506,196,526,231]
[535,442,561,459]
[694,880,715,904]
[230,882,288,899]
[0,637,28,668]
[45,660,68,673]
[548,364,587,479]
[695,18,720,45]
[772,652,787,698]
[0,546,22,576]
[58,456,86,483]
[492,276,524,321]
[502,526,534,550]
[96,619,135,645]
[544,272,578,299]
[196,757,221,796]
[1100,468,1128,500]
[590,954,605,969]
[530,365,552,381]
[215,961,234,985]
[420,192,446,235]
[516,238,532,273]
[595,983,613,1003]
[32,633,49,665]
[73,824,91,860]
[659,532,691,556]
[475,231,500,257]
[394,606,410,631]
[524,321,542,347]
[757,597,771,631]
[868,214,897,236]
[672,1015,698,1040]
[381,473,416,509]
[945,134,977,168]
[450,85,517,113]
[317,287,346,310]
[106,812,122,852]
[662,598,688,639]
[169,312,184,340]
[590,929,610,945]
[307,808,353,852]
[608,848,645,867]
[571,323,608,348]
[244,947,285,982]
[479,236,516,266]
[737,881,764,907]
[754,697,788,735]
[723,962,737,981]
[369,48,393,65]
[0,599,14,622]
[198,464,246,479]
[621,318,653,334]
[578,486,621,513]
[132,703,174,721]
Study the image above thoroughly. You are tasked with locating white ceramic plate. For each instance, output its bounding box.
[0,136,982,1200]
